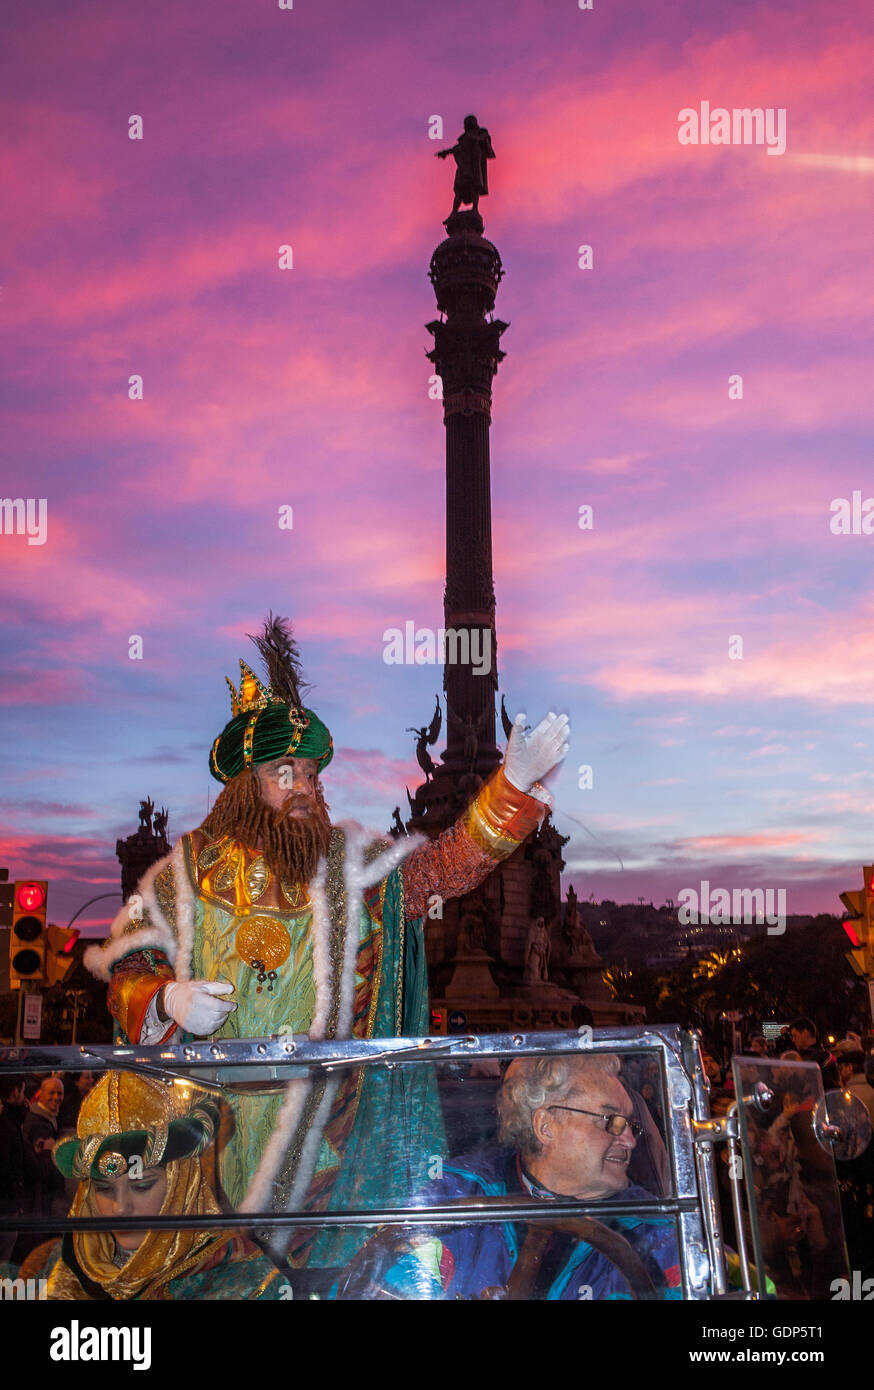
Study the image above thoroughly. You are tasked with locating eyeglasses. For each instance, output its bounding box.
[547,1106,643,1139]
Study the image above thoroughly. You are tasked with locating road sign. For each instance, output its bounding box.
[22,992,43,1040]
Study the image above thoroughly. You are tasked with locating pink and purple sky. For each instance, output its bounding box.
[2,0,873,933]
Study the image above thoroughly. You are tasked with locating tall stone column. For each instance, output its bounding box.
[409,208,508,834]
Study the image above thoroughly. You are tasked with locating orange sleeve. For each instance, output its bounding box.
[401,768,545,920]
[108,950,177,1044]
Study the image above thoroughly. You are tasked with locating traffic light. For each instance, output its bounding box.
[840,870,874,976]
[9,880,48,988]
[430,1006,448,1036]
[0,875,13,928]
[45,924,79,986]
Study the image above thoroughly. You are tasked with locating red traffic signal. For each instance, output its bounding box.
[10,879,48,988]
[46,924,79,985]
[843,920,862,948]
[17,882,46,912]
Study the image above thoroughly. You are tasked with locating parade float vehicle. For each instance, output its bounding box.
[2,1027,869,1300]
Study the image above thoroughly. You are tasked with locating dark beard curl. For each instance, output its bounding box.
[200,767,333,884]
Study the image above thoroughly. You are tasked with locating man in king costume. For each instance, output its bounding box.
[86,616,569,1266]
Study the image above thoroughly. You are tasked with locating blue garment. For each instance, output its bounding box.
[384,1147,683,1300]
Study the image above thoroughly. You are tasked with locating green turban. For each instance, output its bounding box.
[210,700,333,783]
[209,616,333,783]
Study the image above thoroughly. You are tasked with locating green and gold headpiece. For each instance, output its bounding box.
[209,614,333,783]
[53,1071,220,1180]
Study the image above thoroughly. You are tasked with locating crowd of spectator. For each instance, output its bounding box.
[0,1070,96,1264]
[701,1017,874,1286]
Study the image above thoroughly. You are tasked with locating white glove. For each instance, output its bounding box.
[503,712,570,801]
[162,980,236,1036]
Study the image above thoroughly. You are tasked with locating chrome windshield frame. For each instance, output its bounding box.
[0,1025,716,1299]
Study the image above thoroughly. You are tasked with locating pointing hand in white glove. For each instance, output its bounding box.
[503,711,570,803]
[161,980,236,1036]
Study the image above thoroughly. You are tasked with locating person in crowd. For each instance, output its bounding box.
[832,1043,874,1278]
[0,1078,27,1263]
[789,1018,839,1089]
[701,1051,725,1086]
[19,1071,287,1299]
[835,1040,874,1124]
[58,1071,97,1134]
[748,1035,769,1057]
[356,1054,681,1300]
[22,1077,67,1220]
[773,1026,793,1055]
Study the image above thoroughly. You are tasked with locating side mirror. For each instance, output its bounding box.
[812,1089,873,1160]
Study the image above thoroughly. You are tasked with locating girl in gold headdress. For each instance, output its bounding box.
[20,1071,285,1300]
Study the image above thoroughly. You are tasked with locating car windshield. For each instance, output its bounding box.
[0,1028,713,1301]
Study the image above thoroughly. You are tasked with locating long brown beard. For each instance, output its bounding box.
[200,768,332,885]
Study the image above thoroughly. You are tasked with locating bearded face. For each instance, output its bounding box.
[200,757,332,885]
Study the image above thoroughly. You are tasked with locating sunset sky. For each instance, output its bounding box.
[2,0,873,933]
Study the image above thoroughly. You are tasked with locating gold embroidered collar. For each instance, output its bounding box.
[194,836,311,915]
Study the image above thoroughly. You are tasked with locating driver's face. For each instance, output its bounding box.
[532,1074,637,1200]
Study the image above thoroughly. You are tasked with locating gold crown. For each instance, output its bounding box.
[77,1072,195,1140]
[225,660,273,719]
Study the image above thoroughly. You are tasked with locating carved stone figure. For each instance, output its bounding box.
[448,704,491,772]
[138,798,154,834]
[523,916,551,985]
[458,906,487,956]
[562,885,597,962]
[500,694,514,742]
[406,696,442,783]
[435,115,496,216]
[456,771,484,808]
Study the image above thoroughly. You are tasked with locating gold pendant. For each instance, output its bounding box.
[236,915,292,973]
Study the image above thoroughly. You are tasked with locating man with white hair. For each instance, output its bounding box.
[373,1054,681,1300]
[22,1077,67,1223]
